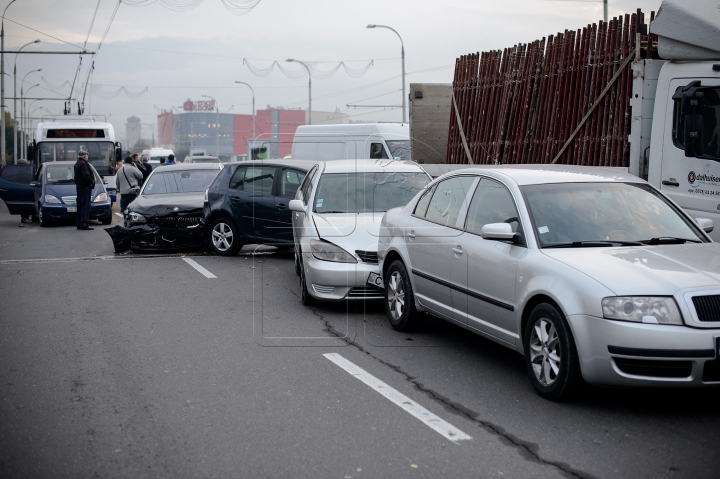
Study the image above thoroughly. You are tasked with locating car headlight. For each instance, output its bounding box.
[128,212,146,224]
[93,192,108,203]
[44,194,61,203]
[601,297,683,325]
[310,239,357,263]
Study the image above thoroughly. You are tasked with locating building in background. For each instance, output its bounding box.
[158,99,349,160]
[125,115,141,149]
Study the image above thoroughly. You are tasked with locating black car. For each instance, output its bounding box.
[107,163,222,252]
[203,160,316,255]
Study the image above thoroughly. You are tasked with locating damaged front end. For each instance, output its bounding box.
[106,205,206,253]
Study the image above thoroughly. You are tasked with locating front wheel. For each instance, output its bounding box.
[299,259,314,305]
[384,260,420,331]
[38,208,50,227]
[523,303,583,401]
[208,218,242,256]
[101,214,112,225]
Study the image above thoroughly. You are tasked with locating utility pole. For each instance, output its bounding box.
[1,0,18,165]
[367,24,406,123]
[13,40,40,162]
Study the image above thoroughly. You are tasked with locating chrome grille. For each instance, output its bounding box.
[62,196,77,205]
[692,295,720,322]
[355,250,379,264]
[151,216,202,229]
[347,286,383,299]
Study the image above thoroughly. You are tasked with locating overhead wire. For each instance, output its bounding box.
[81,0,123,106]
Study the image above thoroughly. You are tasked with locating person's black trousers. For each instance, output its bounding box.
[76,187,92,229]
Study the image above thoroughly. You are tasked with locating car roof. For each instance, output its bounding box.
[231,159,319,171]
[440,164,644,185]
[318,159,427,174]
[152,163,222,171]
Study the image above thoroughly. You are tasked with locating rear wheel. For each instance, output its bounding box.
[523,303,583,401]
[384,260,420,331]
[208,218,242,256]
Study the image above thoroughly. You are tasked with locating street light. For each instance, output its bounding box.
[201,94,219,157]
[1,0,18,165]
[12,40,40,162]
[22,88,39,157]
[367,24,406,123]
[20,72,41,158]
[234,81,256,154]
[286,59,312,125]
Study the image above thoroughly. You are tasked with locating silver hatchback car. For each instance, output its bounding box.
[378,165,720,400]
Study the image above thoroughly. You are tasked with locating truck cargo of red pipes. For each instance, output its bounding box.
[443,0,720,241]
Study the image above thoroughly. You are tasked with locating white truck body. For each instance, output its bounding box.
[290,123,410,161]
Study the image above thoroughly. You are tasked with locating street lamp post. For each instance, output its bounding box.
[367,24,406,123]
[22,88,39,157]
[286,59,311,125]
[201,94,219,157]
[235,80,255,160]
[13,45,40,160]
[1,0,18,165]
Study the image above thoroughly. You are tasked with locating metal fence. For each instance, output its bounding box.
[447,11,657,167]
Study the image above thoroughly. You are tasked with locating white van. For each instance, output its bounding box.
[290,124,409,161]
[140,148,175,167]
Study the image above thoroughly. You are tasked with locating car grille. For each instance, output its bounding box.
[614,358,692,378]
[347,287,383,299]
[355,250,378,264]
[150,216,202,229]
[312,284,335,294]
[62,196,77,205]
[692,295,720,322]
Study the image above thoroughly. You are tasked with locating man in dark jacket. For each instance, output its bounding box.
[74,150,95,230]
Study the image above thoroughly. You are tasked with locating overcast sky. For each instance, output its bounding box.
[6,0,661,143]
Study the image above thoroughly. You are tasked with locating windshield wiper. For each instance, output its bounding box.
[543,240,643,249]
[638,237,702,245]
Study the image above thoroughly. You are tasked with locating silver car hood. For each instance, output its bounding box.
[541,243,720,295]
[312,212,385,253]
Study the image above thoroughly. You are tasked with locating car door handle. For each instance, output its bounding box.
[408,230,416,239]
[276,203,286,209]
[452,246,463,255]
[230,196,241,203]
[662,180,680,187]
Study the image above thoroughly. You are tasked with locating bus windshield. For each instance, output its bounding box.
[38,141,116,176]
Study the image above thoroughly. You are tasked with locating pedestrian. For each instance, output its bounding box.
[159,157,166,166]
[117,156,143,219]
[163,154,176,166]
[132,153,149,183]
[74,150,95,230]
[141,156,153,178]
[16,158,32,223]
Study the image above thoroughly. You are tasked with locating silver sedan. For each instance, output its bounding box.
[378,165,720,400]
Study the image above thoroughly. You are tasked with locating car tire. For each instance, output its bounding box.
[299,259,314,305]
[38,208,50,227]
[208,217,242,256]
[101,214,112,225]
[523,303,584,401]
[384,260,421,332]
[294,250,301,277]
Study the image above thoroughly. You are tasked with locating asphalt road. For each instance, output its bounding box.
[1,201,719,479]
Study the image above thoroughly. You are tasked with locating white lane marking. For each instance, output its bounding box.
[323,353,472,443]
[182,257,217,279]
[114,212,123,218]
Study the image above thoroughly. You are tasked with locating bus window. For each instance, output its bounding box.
[38,141,116,176]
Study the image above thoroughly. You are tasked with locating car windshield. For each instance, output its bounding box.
[521,182,706,247]
[142,169,219,195]
[314,172,429,213]
[44,165,101,185]
[386,140,410,161]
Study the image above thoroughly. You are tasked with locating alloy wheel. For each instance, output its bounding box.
[387,271,405,320]
[211,222,234,252]
[529,318,561,386]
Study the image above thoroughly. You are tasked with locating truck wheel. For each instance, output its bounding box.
[384,260,421,331]
[208,218,241,256]
[523,303,583,401]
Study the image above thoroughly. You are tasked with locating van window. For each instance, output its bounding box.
[370,143,389,159]
[672,86,720,160]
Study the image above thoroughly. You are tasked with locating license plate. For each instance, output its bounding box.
[66,207,76,213]
[367,272,383,288]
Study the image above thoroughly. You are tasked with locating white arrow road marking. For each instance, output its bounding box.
[323,353,472,443]
[182,257,217,279]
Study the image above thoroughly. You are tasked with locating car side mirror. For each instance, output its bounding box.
[29,181,40,187]
[481,223,515,241]
[289,199,306,213]
[695,218,714,233]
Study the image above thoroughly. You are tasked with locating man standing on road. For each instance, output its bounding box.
[133,153,149,184]
[74,150,95,231]
[141,156,153,180]
[163,154,176,166]
[117,156,143,219]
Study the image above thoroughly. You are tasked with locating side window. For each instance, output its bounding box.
[244,166,275,196]
[280,168,307,199]
[465,178,520,235]
[0,164,34,184]
[370,142,389,159]
[300,166,318,205]
[424,176,475,227]
[229,166,246,190]
[413,184,436,217]
[672,85,720,160]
